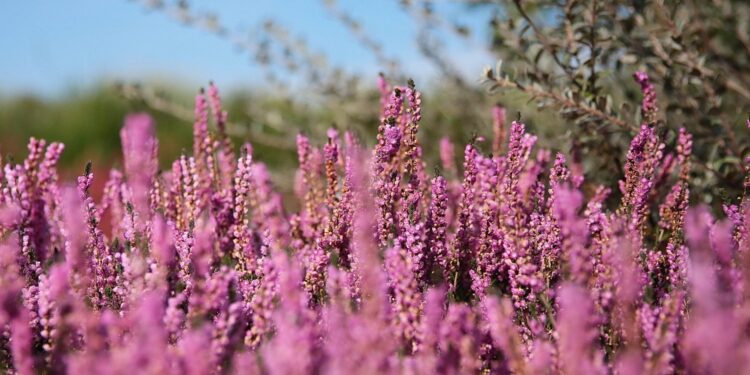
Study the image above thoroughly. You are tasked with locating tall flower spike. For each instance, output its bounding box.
[263,252,322,374]
[250,162,289,249]
[375,87,403,160]
[207,82,230,143]
[350,150,390,321]
[14,138,49,270]
[470,155,503,298]
[193,89,218,199]
[683,208,745,373]
[31,140,64,264]
[323,129,340,210]
[634,71,658,124]
[553,187,593,286]
[402,80,423,175]
[207,82,235,189]
[326,134,355,268]
[101,169,125,238]
[426,175,448,281]
[385,242,422,353]
[449,143,479,297]
[193,88,208,161]
[505,121,536,187]
[676,127,692,183]
[619,124,662,212]
[484,296,527,374]
[169,155,200,231]
[9,309,35,375]
[120,113,158,221]
[418,287,445,355]
[245,253,279,349]
[78,162,118,310]
[657,128,692,245]
[557,284,607,375]
[437,304,483,373]
[372,121,402,247]
[297,133,324,233]
[231,151,256,275]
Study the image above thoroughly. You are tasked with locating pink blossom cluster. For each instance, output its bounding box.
[0,77,749,374]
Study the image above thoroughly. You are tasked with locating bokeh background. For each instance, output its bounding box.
[1,1,499,184]
[2,0,749,207]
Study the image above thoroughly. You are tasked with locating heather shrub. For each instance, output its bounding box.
[0,76,748,374]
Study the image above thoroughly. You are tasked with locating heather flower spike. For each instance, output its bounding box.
[635,71,658,124]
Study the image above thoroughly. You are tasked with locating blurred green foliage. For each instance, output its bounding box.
[0,80,561,190]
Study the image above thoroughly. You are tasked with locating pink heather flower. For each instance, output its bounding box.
[557,284,607,375]
[78,163,119,310]
[683,212,746,373]
[418,286,445,354]
[381,124,402,162]
[639,291,683,374]
[250,162,289,248]
[207,82,227,131]
[484,296,528,373]
[60,186,88,283]
[350,154,390,319]
[192,110,214,197]
[177,328,215,375]
[385,242,422,353]
[449,143,479,296]
[231,152,256,275]
[620,124,663,212]
[296,133,325,233]
[551,152,571,186]
[101,168,125,236]
[634,71,658,124]
[471,156,504,298]
[120,113,158,220]
[323,129,340,208]
[11,137,65,268]
[372,123,402,247]
[262,252,322,375]
[437,303,483,373]
[303,238,329,303]
[193,89,210,168]
[676,127,693,181]
[553,186,593,284]
[245,254,279,349]
[426,176,449,280]
[169,155,200,231]
[505,121,535,182]
[9,309,35,375]
[402,82,423,174]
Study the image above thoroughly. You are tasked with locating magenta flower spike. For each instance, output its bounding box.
[120,113,158,221]
[634,71,658,124]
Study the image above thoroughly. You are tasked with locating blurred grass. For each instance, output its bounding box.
[0,80,563,190]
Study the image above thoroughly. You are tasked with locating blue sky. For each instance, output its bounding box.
[0,1,494,97]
